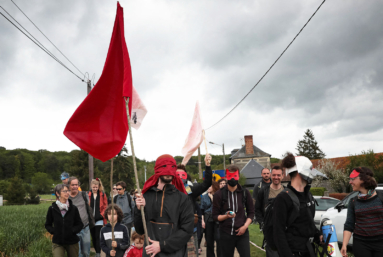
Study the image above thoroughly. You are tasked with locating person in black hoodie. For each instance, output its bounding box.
[45,184,84,257]
[176,154,212,254]
[273,153,322,257]
[212,165,254,257]
[100,205,130,257]
[135,154,194,257]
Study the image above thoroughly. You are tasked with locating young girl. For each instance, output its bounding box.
[100,205,130,257]
[123,232,144,257]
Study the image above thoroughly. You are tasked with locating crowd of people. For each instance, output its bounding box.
[44,152,382,257]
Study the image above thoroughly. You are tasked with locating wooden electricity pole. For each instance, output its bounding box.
[87,80,94,188]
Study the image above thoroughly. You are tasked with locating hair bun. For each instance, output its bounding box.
[282,152,296,169]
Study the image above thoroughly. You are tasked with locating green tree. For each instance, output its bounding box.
[314,159,350,193]
[346,150,383,183]
[32,172,54,194]
[0,180,10,197]
[20,152,36,183]
[6,177,26,204]
[296,129,326,160]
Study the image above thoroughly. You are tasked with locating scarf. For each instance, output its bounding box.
[358,189,375,200]
[56,200,69,217]
[142,154,187,195]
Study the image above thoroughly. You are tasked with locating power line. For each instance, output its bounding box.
[205,0,327,130]
[10,0,86,78]
[0,9,85,81]
[0,7,74,76]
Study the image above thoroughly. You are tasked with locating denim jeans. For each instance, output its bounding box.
[77,225,91,257]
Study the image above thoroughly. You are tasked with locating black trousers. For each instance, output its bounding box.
[220,229,250,257]
[90,225,102,253]
[205,220,222,257]
[353,238,383,257]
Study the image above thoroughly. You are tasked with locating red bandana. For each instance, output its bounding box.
[176,170,187,180]
[350,170,360,178]
[226,170,239,181]
[142,155,187,195]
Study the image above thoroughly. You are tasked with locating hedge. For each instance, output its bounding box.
[310,187,326,196]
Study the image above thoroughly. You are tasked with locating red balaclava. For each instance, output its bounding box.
[141,154,187,194]
[176,170,188,182]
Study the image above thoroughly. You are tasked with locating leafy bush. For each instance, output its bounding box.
[6,177,26,204]
[0,180,10,197]
[310,187,326,196]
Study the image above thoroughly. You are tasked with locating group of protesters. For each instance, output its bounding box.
[44,152,382,257]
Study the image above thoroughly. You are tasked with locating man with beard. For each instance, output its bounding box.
[212,165,254,257]
[134,154,194,257]
[254,166,284,257]
[252,168,271,201]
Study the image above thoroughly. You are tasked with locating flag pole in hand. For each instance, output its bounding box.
[203,130,209,155]
[110,159,115,251]
[125,97,150,246]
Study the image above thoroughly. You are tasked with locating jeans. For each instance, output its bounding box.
[77,225,91,257]
[353,237,383,257]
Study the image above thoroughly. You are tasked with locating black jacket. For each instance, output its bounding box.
[273,183,321,257]
[252,179,271,200]
[100,223,130,257]
[254,185,285,225]
[45,199,84,245]
[212,184,255,235]
[134,184,194,257]
[187,165,212,213]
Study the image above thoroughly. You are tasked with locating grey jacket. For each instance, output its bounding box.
[114,192,135,225]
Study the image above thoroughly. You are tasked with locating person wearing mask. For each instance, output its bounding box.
[175,154,213,254]
[218,179,226,189]
[134,154,194,257]
[273,153,322,257]
[88,178,108,257]
[201,182,221,257]
[45,184,83,257]
[68,177,94,257]
[253,168,271,201]
[212,165,254,257]
[254,166,284,257]
[114,181,135,236]
[341,167,383,257]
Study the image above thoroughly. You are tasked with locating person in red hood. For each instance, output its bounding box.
[134,154,194,257]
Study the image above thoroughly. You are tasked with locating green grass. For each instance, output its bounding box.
[248,224,266,257]
[39,194,55,200]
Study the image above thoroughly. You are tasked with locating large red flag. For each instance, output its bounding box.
[64,3,132,162]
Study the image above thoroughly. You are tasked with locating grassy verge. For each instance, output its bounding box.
[248,224,266,257]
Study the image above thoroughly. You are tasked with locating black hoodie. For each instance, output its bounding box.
[45,199,84,245]
[100,222,130,257]
[134,184,194,257]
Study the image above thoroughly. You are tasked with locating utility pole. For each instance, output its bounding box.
[87,80,94,188]
[223,143,226,171]
[144,165,147,181]
[198,147,202,179]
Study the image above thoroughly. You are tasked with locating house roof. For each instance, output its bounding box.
[311,152,383,170]
[231,145,271,159]
[240,159,265,179]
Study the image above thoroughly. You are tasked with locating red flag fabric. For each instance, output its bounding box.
[64,3,132,162]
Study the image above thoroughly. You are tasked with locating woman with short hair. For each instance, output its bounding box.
[45,184,83,257]
[341,167,383,257]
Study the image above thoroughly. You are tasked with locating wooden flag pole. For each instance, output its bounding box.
[110,159,116,251]
[203,130,208,155]
[125,98,150,246]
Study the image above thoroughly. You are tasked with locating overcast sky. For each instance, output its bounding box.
[1,0,382,162]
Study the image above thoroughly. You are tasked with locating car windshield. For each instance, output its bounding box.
[316,198,340,211]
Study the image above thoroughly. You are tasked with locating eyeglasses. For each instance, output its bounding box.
[350,177,359,181]
[62,190,69,193]
[113,188,116,190]
[116,188,123,191]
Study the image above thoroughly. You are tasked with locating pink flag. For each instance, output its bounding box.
[130,86,147,130]
[181,102,204,165]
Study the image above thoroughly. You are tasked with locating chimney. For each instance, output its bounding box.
[244,135,254,155]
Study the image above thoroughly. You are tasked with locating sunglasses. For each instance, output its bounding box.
[116,188,123,191]
[350,177,359,181]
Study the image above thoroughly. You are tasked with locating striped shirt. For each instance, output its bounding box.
[344,195,383,238]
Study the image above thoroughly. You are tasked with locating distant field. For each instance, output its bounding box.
[39,194,55,200]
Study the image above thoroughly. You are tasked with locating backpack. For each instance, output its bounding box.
[220,186,248,213]
[114,192,133,211]
[262,188,315,251]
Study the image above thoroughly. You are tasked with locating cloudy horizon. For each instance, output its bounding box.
[1,0,382,162]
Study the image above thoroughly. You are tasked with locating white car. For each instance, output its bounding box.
[313,196,340,229]
[320,187,383,246]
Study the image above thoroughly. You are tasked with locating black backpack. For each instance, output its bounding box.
[262,188,315,251]
[220,186,248,213]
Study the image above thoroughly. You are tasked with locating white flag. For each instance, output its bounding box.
[130,86,147,129]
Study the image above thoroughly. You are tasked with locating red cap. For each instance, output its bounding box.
[350,170,360,178]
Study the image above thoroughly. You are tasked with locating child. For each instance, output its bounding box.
[123,232,144,257]
[100,205,130,257]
